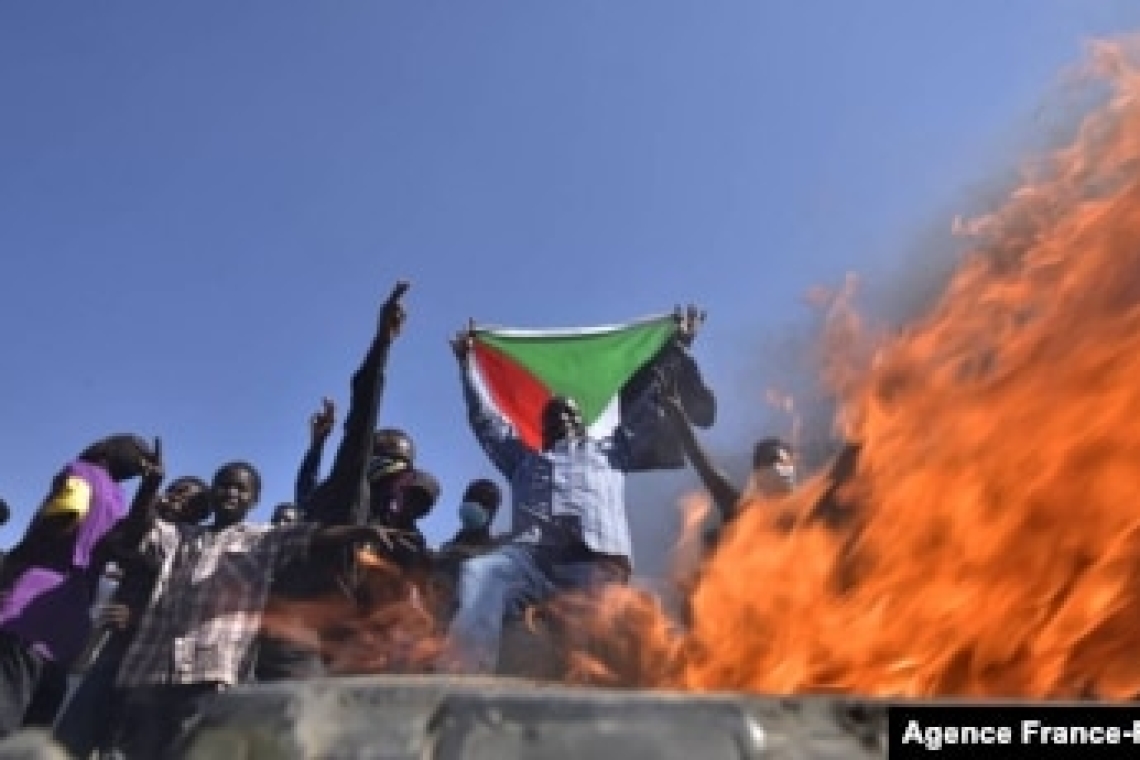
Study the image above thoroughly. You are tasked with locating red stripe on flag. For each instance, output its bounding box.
[472,340,553,451]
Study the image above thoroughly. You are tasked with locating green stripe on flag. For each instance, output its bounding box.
[477,317,676,425]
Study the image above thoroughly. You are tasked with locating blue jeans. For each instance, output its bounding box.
[445,543,626,674]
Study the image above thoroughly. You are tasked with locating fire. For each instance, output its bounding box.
[262,557,443,675]
[264,40,1140,696]
[681,37,1140,698]
[549,584,685,687]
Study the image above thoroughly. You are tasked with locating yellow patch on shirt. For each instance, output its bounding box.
[40,475,93,519]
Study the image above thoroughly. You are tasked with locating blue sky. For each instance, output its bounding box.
[2,2,1137,560]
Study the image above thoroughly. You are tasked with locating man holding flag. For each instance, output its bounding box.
[443,308,711,674]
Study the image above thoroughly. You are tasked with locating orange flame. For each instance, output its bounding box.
[262,554,444,675]
[262,41,1140,694]
[546,584,685,688]
[682,37,1140,698]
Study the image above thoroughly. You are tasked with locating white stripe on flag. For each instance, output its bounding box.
[588,395,620,439]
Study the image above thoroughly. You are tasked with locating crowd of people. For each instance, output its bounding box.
[0,282,799,759]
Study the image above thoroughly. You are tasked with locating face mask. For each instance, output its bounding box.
[459,501,491,531]
[773,461,796,483]
[751,466,795,498]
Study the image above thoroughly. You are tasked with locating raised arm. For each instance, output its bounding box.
[662,343,716,427]
[295,397,335,509]
[659,379,741,518]
[452,324,527,477]
[97,437,167,566]
[306,284,408,526]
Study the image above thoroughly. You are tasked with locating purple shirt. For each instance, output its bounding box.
[0,460,127,665]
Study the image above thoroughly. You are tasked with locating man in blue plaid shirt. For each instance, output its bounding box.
[443,327,672,675]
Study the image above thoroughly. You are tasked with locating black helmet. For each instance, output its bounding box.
[373,428,415,463]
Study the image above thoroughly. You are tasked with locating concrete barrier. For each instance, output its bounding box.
[179,676,885,759]
[0,676,886,759]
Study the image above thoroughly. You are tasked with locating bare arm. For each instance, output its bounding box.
[97,437,165,565]
[661,392,741,519]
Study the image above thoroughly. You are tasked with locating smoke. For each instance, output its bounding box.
[628,48,1111,604]
[627,470,699,584]
[624,219,989,597]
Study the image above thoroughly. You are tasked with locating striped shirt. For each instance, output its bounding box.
[115,521,313,688]
[461,372,663,562]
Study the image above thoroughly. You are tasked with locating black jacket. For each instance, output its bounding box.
[620,339,716,472]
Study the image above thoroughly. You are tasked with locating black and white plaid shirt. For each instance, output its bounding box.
[116,520,313,688]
